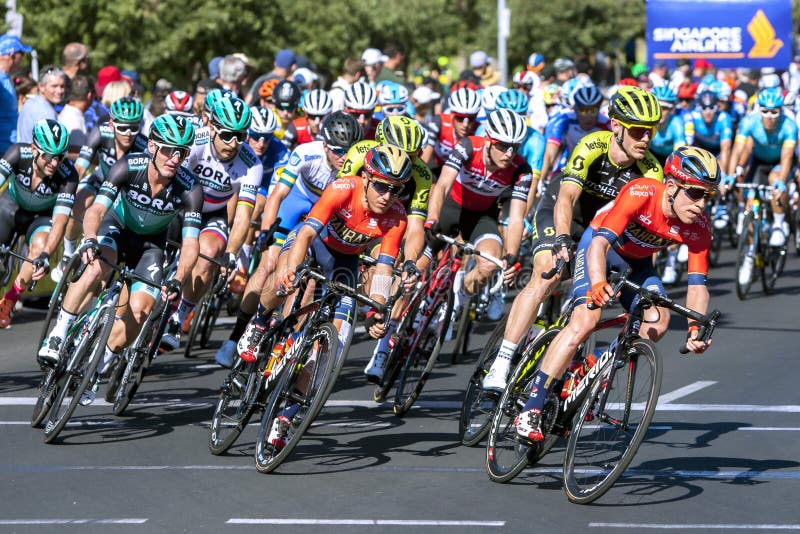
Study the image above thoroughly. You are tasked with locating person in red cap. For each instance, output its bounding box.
[95,65,122,97]
[692,59,714,82]
[677,80,699,112]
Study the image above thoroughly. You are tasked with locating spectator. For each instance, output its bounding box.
[361,48,386,86]
[216,54,247,95]
[291,67,318,90]
[61,42,90,80]
[330,57,364,111]
[15,76,37,111]
[17,66,66,144]
[376,41,406,84]
[193,78,220,116]
[670,58,691,89]
[245,48,296,104]
[232,52,256,90]
[649,61,669,88]
[101,80,131,108]
[57,74,92,150]
[143,78,172,131]
[468,50,489,84]
[208,56,223,80]
[411,85,440,124]
[0,33,31,153]
[121,69,143,98]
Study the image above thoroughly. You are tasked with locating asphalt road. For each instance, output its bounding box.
[1,243,799,533]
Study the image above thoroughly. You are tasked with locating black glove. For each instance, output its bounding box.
[164,278,182,302]
[552,234,574,256]
[256,230,275,251]
[364,308,381,328]
[224,252,237,272]
[33,252,50,274]
[402,259,420,278]
[503,253,520,272]
[424,220,441,242]
[80,238,100,263]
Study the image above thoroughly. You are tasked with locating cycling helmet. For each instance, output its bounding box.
[481,85,508,113]
[343,81,378,111]
[528,53,545,71]
[677,81,698,101]
[757,87,784,109]
[302,89,333,116]
[710,80,732,102]
[608,86,661,126]
[664,146,720,188]
[447,87,481,115]
[698,90,719,109]
[542,83,561,106]
[165,90,194,113]
[450,79,481,93]
[109,97,144,123]
[484,109,528,145]
[363,145,412,184]
[149,114,195,148]
[553,57,575,72]
[377,82,409,106]
[272,80,301,111]
[759,73,781,89]
[495,89,529,115]
[32,119,70,155]
[203,88,235,114]
[571,85,603,108]
[210,96,252,131]
[512,70,536,88]
[375,115,424,154]
[652,85,677,105]
[320,111,363,148]
[249,106,278,135]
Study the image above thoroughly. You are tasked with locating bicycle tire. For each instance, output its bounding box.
[563,338,662,504]
[485,326,561,483]
[43,306,114,443]
[373,293,424,403]
[254,322,339,473]
[183,293,210,358]
[37,252,82,352]
[209,356,266,455]
[200,292,225,348]
[459,316,508,446]
[709,227,723,267]
[735,211,756,300]
[393,291,453,417]
[761,242,786,295]
[30,366,59,428]
[450,297,472,364]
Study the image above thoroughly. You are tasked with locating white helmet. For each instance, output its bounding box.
[165,90,194,113]
[302,89,333,116]
[484,109,528,144]
[481,85,508,113]
[447,87,481,115]
[344,81,378,111]
[249,105,278,134]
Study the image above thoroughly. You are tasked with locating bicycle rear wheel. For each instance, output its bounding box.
[450,296,472,364]
[254,322,339,473]
[761,242,786,295]
[486,327,561,483]
[735,212,756,300]
[393,291,453,417]
[563,338,662,504]
[200,292,226,348]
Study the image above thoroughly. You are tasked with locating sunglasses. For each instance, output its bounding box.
[700,104,718,112]
[624,124,656,140]
[154,142,190,160]
[345,108,373,120]
[452,113,478,124]
[112,122,140,136]
[370,180,403,197]
[489,138,520,154]
[248,131,273,142]
[307,114,326,122]
[327,145,348,157]
[213,125,247,145]
[383,105,406,115]
[761,108,780,117]
[38,150,65,163]
[576,107,599,116]
[680,185,713,202]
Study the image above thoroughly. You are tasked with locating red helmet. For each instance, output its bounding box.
[165,90,194,113]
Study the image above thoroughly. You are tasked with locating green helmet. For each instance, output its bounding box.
[33,119,70,155]
[210,96,252,131]
[203,88,235,114]
[149,114,195,148]
[109,97,144,123]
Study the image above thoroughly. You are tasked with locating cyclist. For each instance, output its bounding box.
[343,81,379,139]
[272,80,302,148]
[686,90,733,173]
[200,88,236,127]
[421,87,481,173]
[0,119,78,328]
[160,96,261,351]
[422,109,531,326]
[514,146,718,443]
[482,86,664,392]
[164,89,204,130]
[213,112,362,367]
[55,97,147,281]
[283,89,333,149]
[377,81,410,118]
[39,115,203,404]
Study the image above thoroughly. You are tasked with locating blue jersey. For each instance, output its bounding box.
[650,114,687,158]
[519,128,545,178]
[736,112,798,163]
[256,137,290,197]
[687,109,732,155]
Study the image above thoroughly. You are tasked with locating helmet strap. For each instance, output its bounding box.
[614,127,631,158]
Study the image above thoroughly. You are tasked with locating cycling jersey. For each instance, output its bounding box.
[255,137,291,197]
[518,127,546,181]
[426,113,461,167]
[650,115,688,161]
[735,112,798,164]
[544,109,610,173]
[75,124,149,192]
[338,139,432,219]
[0,143,78,217]
[560,130,663,224]
[304,176,407,265]
[444,136,532,211]
[591,178,711,285]
[283,117,322,147]
[187,126,262,213]
[687,110,733,156]
[278,141,337,201]
[95,153,203,238]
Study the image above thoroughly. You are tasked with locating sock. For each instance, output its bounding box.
[63,238,78,258]
[3,282,24,304]
[373,320,398,356]
[254,302,272,326]
[98,345,121,375]
[238,244,252,270]
[51,310,78,340]
[496,339,517,363]
[174,297,196,324]
[230,310,254,341]
[665,248,677,269]
[523,369,557,413]
[337,321,352,361]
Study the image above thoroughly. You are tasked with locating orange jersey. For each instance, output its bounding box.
[591,179,711,284]
[305,176,408,265]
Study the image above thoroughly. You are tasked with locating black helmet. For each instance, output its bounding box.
[320,111,363,149]
[272,80,301,111]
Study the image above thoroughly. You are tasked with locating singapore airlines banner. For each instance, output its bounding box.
[646,0,792,69]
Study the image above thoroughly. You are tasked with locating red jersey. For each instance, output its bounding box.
[305,176,408,265]
[591,179,711,284]
[427,113,459,166]
[444,136,532,211]
[284,117,315,147]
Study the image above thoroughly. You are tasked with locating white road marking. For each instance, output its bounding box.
[589,524,800,530]
[226,519,504,526]
[0,519,147,525]
[657,381,716,404]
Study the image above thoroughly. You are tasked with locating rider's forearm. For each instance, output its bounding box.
[586,236,611,286]
[286,225,316,272]
[685,284,710,328]
[43,213,69,256]
[427,166,456,222]
[175,237,200,283]
[226,204,253,255]
[82,202,106,241]
[403,218,425,261]
[553,183,579,237]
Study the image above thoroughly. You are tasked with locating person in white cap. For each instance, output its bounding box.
[411,85,441,124]
[361,48,387,86]
[470,50,489,81]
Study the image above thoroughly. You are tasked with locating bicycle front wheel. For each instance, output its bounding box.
[37,253,82,354]
[209,356,265,455]
[761,242,786,295]
[735,211,756,300]
[563,338,662,504]
[183,293,211,358]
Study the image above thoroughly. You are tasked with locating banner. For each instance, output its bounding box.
[646,0,792,69]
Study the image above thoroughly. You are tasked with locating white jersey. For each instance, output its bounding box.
[277,141,336,201]
[187,126,262,213]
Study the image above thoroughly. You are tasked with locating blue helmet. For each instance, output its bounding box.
[377,81,409,106]
[571,85,603,108]
[495,89,529,115]
[652,85,677,105]
[757,87,784,109]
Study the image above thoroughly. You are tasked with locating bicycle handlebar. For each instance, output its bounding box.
[0,244,40,291]
[434,233,505,294]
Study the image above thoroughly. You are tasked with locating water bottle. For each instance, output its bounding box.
[560,360,584,399]
[264,334,295,377]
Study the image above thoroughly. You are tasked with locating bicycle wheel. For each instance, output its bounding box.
[709,227,723,267]
[450,297,472,364]
[563,338,662,504]
[43,306,114,443]
[209,356,266,455]
[37,252,82,352]
[393,291,453,417]
[485,327,561,483]
[761,241,786,295]
[374,294,425,403]
[200,291,225,348]
[30,366,60,428]
[183,293,211,358]
[459,316,508,446]
[735,211,756,300]
[254,322,339,473]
